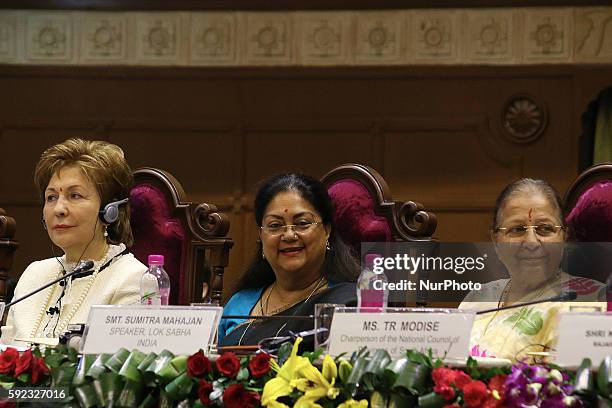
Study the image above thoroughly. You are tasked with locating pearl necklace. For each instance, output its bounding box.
[29,249,111,339]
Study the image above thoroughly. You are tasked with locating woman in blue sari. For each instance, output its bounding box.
[218,173,359,348]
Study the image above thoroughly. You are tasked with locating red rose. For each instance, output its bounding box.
[0,348,19,375]
[30,357,49,385]
[222,383,260,408]
[432,367,456,387]
[14,349,33,377]
[198,379,214,405]
[463,380,488,408]
[488,374,506,395]
[216,352,241,379]
[434,384,456,401]
[188,351,212,378]
[248,353,271,378]
[453,371,471,390]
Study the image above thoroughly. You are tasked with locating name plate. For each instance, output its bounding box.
[556,312,612,367]
[81,305,222,354]
[327,308,474,359]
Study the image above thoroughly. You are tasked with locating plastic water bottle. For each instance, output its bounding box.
[140,254,171,306]
[357,253,388,308]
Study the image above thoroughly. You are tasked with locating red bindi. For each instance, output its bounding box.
[528,208,533,222]
[284,208,288,213]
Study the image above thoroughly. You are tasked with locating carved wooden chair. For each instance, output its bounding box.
[321,164,437,306]
[564,163,612,284]
[0,208,18,303]
[321,163,437,251]
[130,168,233,305]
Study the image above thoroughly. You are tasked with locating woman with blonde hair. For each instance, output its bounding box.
[1,138,146,345]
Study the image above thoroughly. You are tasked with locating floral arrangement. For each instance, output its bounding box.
[0,343,609,407]
[0,348,50,386]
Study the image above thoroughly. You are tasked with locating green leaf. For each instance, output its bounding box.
[276,342,294,366]
[574,358,595,398]
[51,364,77,389]
[369,390,388,408]
[87,353,111,378]
[504,307,543,336]
[138,393,158,408]
[117,378,146,407]
[118,350,147,383]
[388,391,417,408]
[236,367,249,381]
[338,360,353,384]
[345,355,369,396]
[393,362,430,395]
[597,356,612,399]
[73,354,96,386]
[164,372,194,401]
[383,357,408,388]
[74,383,102,408]
[105,348,131,373]
[417,391,446,408]
[169,355,188,373]
[362,349,392,390]
[98,371,123,407]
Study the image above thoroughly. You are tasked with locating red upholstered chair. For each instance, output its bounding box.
[321,164,437,255]
[0,208,18,303]
[130,168,233,305]
[565,163,612,284]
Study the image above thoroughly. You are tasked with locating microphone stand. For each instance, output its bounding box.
[5,260,95,308]
[476,291,578,315]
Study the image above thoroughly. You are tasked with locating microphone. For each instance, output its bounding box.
[5,260,95,309]
[476,291,578,315]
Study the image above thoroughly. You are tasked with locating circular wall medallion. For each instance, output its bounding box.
[501,94,548,144]
[314,26,335,48]
[39,27,58,47]
[203,28,221,46]
[94,26,113,46]
[424,27,443,47]
[257,27,278,48]
[368,27,387,47]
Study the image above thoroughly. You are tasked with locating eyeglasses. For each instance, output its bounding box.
[260,221,322,236]
[493,224,565,238]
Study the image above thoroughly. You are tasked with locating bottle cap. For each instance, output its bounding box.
[364,253,382,268]
[148,254,165,265]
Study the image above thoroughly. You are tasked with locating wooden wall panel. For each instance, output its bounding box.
[1,65,611,300]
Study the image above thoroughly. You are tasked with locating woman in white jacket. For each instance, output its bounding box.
[1,138,146,345]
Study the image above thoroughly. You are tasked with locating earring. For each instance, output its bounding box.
[326,240,331,251]
[103,225,108,238]
[262,252,265,260]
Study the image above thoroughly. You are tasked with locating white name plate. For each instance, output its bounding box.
[327,308,474,359]
[556,312,612,367]
[81,305,222,354]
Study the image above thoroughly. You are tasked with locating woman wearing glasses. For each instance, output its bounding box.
[218,173,359,348]
[460,178,605,361]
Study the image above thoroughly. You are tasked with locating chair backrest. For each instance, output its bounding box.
[321,163,437,253]
[130,168,233,305]
[564,163,612,284]
[0,208,18,303]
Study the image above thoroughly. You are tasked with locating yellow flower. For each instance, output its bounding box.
[293,354,340,406]
[262,338,310,406]
[338,399,369,408]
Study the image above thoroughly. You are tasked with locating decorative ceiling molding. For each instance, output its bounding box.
[0,7,611,67]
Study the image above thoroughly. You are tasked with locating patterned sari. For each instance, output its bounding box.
[459,272,605,362]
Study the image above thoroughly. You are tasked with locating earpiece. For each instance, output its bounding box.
[99,198,129,224]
